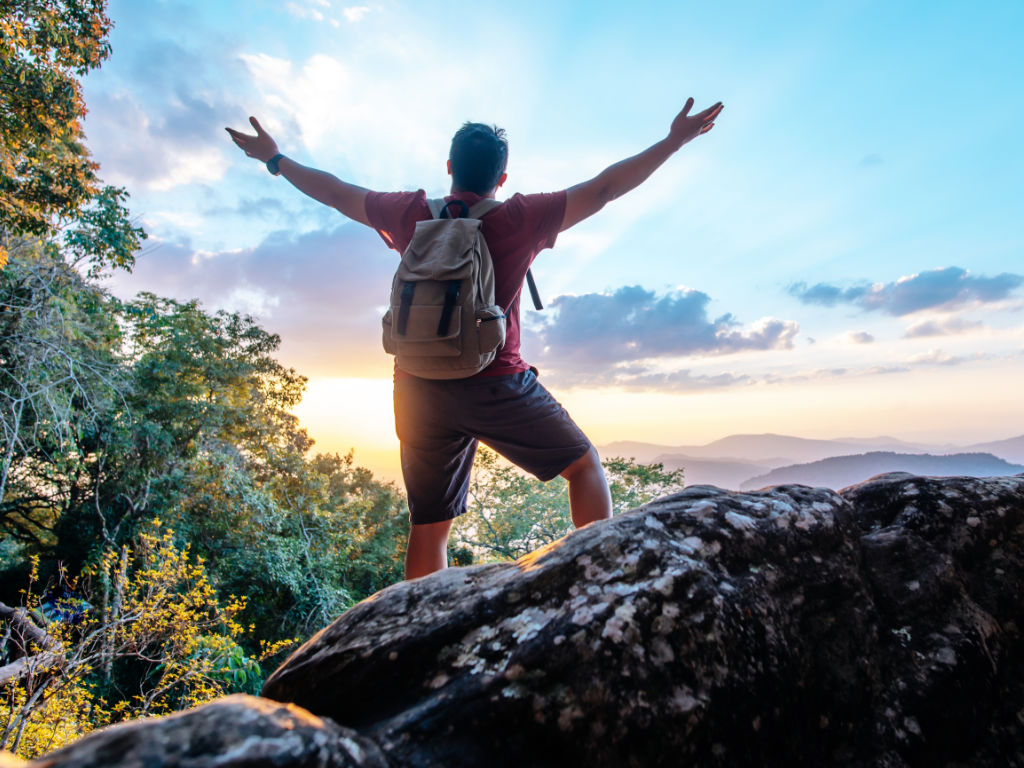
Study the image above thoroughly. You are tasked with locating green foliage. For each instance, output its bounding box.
[0,0,412,753]
[602,455,686,514]
[0,242,125,551]
[452,448,683,562]
[1,243,409,646]
[0,0,112,238]
[0,525,292,758]
[62,185,145,274]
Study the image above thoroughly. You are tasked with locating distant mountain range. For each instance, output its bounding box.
[598,433,1024,490]
[739,452,1024,491]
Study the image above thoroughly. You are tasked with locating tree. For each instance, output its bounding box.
[452,448,684,561]
[0,0,113,249]
[0,523,292,759]
[0,240,126,552]
[1,3,416,740]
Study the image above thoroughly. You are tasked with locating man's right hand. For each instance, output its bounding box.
[225,116,279,162]
[668,98,724,148]
[561,96,724,232]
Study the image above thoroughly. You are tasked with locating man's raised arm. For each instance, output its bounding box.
[225,116,372,227]
[560,97,723,232]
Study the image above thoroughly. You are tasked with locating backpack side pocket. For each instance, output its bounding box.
[475,305,506,354]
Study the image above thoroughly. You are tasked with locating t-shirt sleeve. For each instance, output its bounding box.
[364,190,428,252]
[505,190,567,253]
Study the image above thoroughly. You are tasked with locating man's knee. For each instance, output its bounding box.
[408,518,454,544]
[560,445,602,481]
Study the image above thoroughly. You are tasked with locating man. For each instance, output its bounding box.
[226,97,723,579]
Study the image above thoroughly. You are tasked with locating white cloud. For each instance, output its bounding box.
[845,330,875,344]
[343,6,370,22]
[907,349,953,365]
[236,44,507,190]
[286,1,327,20]
[149,145,231,191]
[904,317,984,338]
[86,90,232,192]
[221,286,281,316]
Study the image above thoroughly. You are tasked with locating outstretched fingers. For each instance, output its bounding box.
[224,127,254,156]
[698,102,724,121]
[225,117,273,159]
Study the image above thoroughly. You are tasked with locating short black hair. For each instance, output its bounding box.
[449,122,508,195]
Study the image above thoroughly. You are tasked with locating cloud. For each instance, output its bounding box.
[83,35,244,192]
[343,6,371,22]
[532,285,798,367]
[550,367,753,391]
[84,90,232,190]
[788,281,868,307]
[846,331,874,344]
[904,349,988,367]
[203,196,293,221]
[904,317,984,338]
[519,285,799,389]
[109,222,398,377]
[789,267,1024,316]
[287,1,325,21]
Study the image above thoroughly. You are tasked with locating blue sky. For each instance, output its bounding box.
[82,0,1024,472]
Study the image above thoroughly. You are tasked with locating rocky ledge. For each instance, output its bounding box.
[21,473,1024,767]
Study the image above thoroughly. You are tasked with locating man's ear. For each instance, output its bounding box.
[447,159,452,176]
[497,172,507,188]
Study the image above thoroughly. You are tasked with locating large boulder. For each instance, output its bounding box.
[26,695,386,768]
[26,474,1024,767]
[260,474,1024,767]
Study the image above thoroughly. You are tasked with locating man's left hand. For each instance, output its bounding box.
[225,116,279,162]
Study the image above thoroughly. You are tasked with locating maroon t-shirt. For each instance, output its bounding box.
[365,189,567,376]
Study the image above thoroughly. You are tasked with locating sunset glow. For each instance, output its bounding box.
[86,0,1023,475]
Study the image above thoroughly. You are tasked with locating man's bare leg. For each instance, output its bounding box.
[405,518,454,580]
[561,446,613,528]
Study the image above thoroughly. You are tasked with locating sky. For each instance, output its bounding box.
[82,0,1024,480]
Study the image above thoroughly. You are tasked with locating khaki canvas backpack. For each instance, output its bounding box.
[381,198,507,379]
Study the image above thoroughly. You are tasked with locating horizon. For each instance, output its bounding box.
[80,0,1023,482]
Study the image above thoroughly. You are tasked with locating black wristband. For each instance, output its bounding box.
[266,153,285,176]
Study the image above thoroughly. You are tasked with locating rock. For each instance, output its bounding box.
[844,473,1024,765]
[26,694,387,768]
[259,474,1024,766]
[27,474,1024,767]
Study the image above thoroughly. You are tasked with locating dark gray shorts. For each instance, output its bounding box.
[393,369,592,525]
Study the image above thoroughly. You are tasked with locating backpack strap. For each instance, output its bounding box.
[467,198,502,218]
[426,197,503,220]
[425,198,447,219]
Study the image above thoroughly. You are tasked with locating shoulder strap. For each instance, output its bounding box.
[425,198,447,220]
[425,197,502,220]
[467,198,502,219]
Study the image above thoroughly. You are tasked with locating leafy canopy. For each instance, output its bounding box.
[1,0,113,242]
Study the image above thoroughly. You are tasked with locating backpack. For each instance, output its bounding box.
[381,197,507,379]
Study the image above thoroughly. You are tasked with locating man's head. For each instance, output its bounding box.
[448,122,508,196]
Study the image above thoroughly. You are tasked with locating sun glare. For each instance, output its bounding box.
[291,377,401,480]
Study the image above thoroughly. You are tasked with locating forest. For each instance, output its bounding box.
[0,1,681,758]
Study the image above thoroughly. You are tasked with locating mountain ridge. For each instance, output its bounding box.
[598,433,1024,489]
[740,451,1024,491]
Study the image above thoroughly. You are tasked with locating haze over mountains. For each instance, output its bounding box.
[599,433,1024,491]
